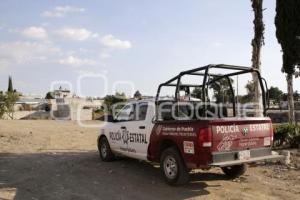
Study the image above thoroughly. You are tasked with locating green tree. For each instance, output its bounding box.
[7,76,13,92]
[103,92,127,115]
[134,90,142,100]
[238,81,255,104]
[275,0,300,123]
[0,91,19,119]
[0,91,5,118]
[45,92,55,99]
[251,0,265,116]
[281,93,288,101]
[268,86,283,104]
[281,91,299,102]
[209,77,234,103]
[191,87,202,99]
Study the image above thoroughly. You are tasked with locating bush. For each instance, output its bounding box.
[273,123,300,148]
[0,91,19,119]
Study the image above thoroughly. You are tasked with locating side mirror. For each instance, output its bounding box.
[152,116,157,123]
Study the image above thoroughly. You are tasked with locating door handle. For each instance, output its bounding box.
[121,126,126,129]
[139,126,145,129]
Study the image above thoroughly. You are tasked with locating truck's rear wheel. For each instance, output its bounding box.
[160,147,190,185]
[221,164,247,178]
[98,137,115,161]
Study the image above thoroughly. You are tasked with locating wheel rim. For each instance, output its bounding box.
[163,155,178,179]
[101,142,108,158]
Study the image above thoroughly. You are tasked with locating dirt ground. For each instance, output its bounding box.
[0,120,299,200]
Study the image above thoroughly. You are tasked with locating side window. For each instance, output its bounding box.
[158,101,174,121]
[116,104,135,121]
[136,103,148,121]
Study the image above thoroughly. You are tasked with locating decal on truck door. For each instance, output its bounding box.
[159,126,197,137]
[109,130,148,144]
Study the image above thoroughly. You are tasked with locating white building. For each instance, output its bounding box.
[53,86,72,98]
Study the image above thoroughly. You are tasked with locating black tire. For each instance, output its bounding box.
[160,147,190,185]
[98,136,115,162]
[221,164,247,178]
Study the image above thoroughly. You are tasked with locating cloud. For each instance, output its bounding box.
[42,5,85,18]
[212,42,223,47]
[21,26,48,40]
[100,52,111,59]
[0,58,10,69]
[54,28,95,41]
[0,41,61,65]
[100,35,132,49]
[59,55,96,67]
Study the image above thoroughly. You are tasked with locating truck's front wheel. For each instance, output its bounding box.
[98,137,115,162]
[221,164,247,178]
[160,147,190,185]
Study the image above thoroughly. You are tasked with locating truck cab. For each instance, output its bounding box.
[98,64,283,185]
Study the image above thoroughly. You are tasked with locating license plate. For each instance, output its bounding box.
[238,150,251,160]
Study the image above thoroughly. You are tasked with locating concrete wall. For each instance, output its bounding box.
[45,98,101,120]
[3,111,51,120]
[70,108,93,121]
[53,104,93,121]
[268,111,300,123]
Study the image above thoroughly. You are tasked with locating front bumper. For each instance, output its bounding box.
[209,148,284,167]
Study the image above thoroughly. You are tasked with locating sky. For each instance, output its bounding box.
[0,0,299,97]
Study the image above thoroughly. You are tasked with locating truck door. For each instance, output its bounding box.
[112,103,135,156]
[126,102,154,160]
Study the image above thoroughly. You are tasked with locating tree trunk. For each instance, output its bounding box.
[251,0,264,117]
[286,74,295,123]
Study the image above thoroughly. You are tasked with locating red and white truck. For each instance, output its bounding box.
[97,64,283,185]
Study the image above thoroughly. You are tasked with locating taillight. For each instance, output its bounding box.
[199,127,212,147]
[263,122,274,146]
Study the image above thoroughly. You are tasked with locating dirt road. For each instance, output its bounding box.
[0,120,299,200]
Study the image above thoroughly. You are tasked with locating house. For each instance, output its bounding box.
[53,86,72,98]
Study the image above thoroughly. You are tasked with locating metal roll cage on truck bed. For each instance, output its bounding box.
[98,64,283,186]
[155,64,270,117]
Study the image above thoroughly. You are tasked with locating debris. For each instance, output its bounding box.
[232,178,241,183]
[93,181,99,185]
[280,150,291,165]
[274,175,282,179]
[288,166,297,170]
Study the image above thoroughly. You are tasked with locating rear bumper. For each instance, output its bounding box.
[209,148,284,167]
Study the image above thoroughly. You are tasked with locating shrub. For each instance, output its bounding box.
[0,91,19,119]
[273,123,300,148]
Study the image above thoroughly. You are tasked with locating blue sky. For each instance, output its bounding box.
[0,0,299,97]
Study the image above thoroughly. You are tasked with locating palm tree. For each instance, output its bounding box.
[251,0,265,117]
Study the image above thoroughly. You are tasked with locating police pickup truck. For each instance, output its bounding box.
[97,64,283,185]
